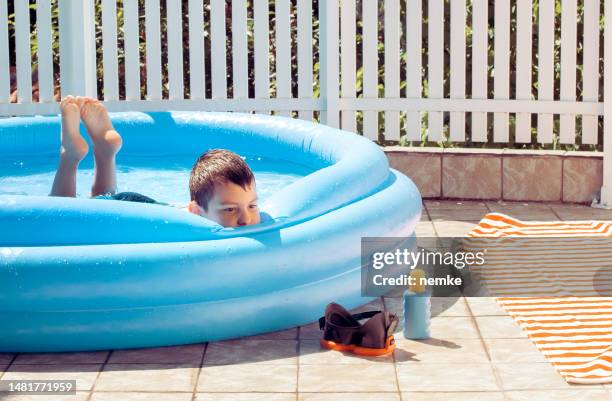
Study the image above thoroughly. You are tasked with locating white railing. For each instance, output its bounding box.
[0,0,611,206]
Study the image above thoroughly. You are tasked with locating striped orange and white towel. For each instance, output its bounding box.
[467,213,612,384]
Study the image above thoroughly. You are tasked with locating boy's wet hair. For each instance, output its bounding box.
[189,149,255,211]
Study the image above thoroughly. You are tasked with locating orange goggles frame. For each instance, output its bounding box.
[320,334,396,357]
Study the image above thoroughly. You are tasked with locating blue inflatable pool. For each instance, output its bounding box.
[0,111,421,352]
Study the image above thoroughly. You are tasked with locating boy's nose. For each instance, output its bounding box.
[237,209,250,226]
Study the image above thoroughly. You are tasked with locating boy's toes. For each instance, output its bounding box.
[80,101,92,119]
[60,95,76,110]
[61,100,78,112]
[60,97,80,120]
[80,98,99,117]
[74,96,88,109]
[61,95,75,104]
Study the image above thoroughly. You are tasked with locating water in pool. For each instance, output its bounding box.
[0,153,312,205]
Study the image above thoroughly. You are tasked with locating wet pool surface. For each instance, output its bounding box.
[0,154,313,205]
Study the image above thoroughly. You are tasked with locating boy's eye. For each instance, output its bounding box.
[223,208,235,213]
[249,204,258,209]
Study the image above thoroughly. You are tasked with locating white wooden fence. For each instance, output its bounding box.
[0,0,611,206]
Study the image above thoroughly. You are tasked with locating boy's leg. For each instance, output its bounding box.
[80,97,123,197]
[50,96,89,197]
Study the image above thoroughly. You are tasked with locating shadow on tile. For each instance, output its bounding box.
[394,337,462,363]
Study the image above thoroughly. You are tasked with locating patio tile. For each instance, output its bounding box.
[420,205,430,221]
[383,297,470,319]
[14,351,108,365]
[394,338,488,364]
[483,338,547,363]
[396,363,499,391]
[465,297,509,316]
[95,364,198,392]
[0,392,90,401]
[299,340,394,365]
[432,221,481,237]
[91,393,192,401]
[504,389,611,401]
[299,322,323,340]
[428,317,481,339]
[402,392,505,401]
[0,353,15,364]
[197,364,296,392]
[427,209,489,222]
[243,327,298,340]
[494,363,570,390]
[503,155,562,201]
[298,363,397,392]
[475,316,526,339]
[442,153,502,199]
[198,394,296,401]
[108,344,204,364]
[424,200,489,210]
[299,393,400,401]
[414,221,437,237]
[485,201,552,210]
[2,364,100,391]
[549,204,612,221]
[431,297,470,317]
[203,339,297,365]
[387,150,441,198]
[563,156,603,203]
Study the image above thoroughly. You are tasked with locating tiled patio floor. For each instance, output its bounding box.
[2,201,612,401]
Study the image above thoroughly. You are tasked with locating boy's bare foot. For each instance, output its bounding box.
[59,96,89,163]
[79,97,123,158]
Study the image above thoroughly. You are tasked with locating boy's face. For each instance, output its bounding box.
[189,181,261,227]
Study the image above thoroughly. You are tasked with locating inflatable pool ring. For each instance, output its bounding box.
[0,111,422,352]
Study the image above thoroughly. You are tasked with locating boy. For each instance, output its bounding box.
[50,96,261,228]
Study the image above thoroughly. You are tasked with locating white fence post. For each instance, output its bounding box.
[58,0,97,98]
[14,0,32,104]
[600,0,612,208]
[319,0,339,128]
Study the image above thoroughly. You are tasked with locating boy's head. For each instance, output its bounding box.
[188,149,261,227]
